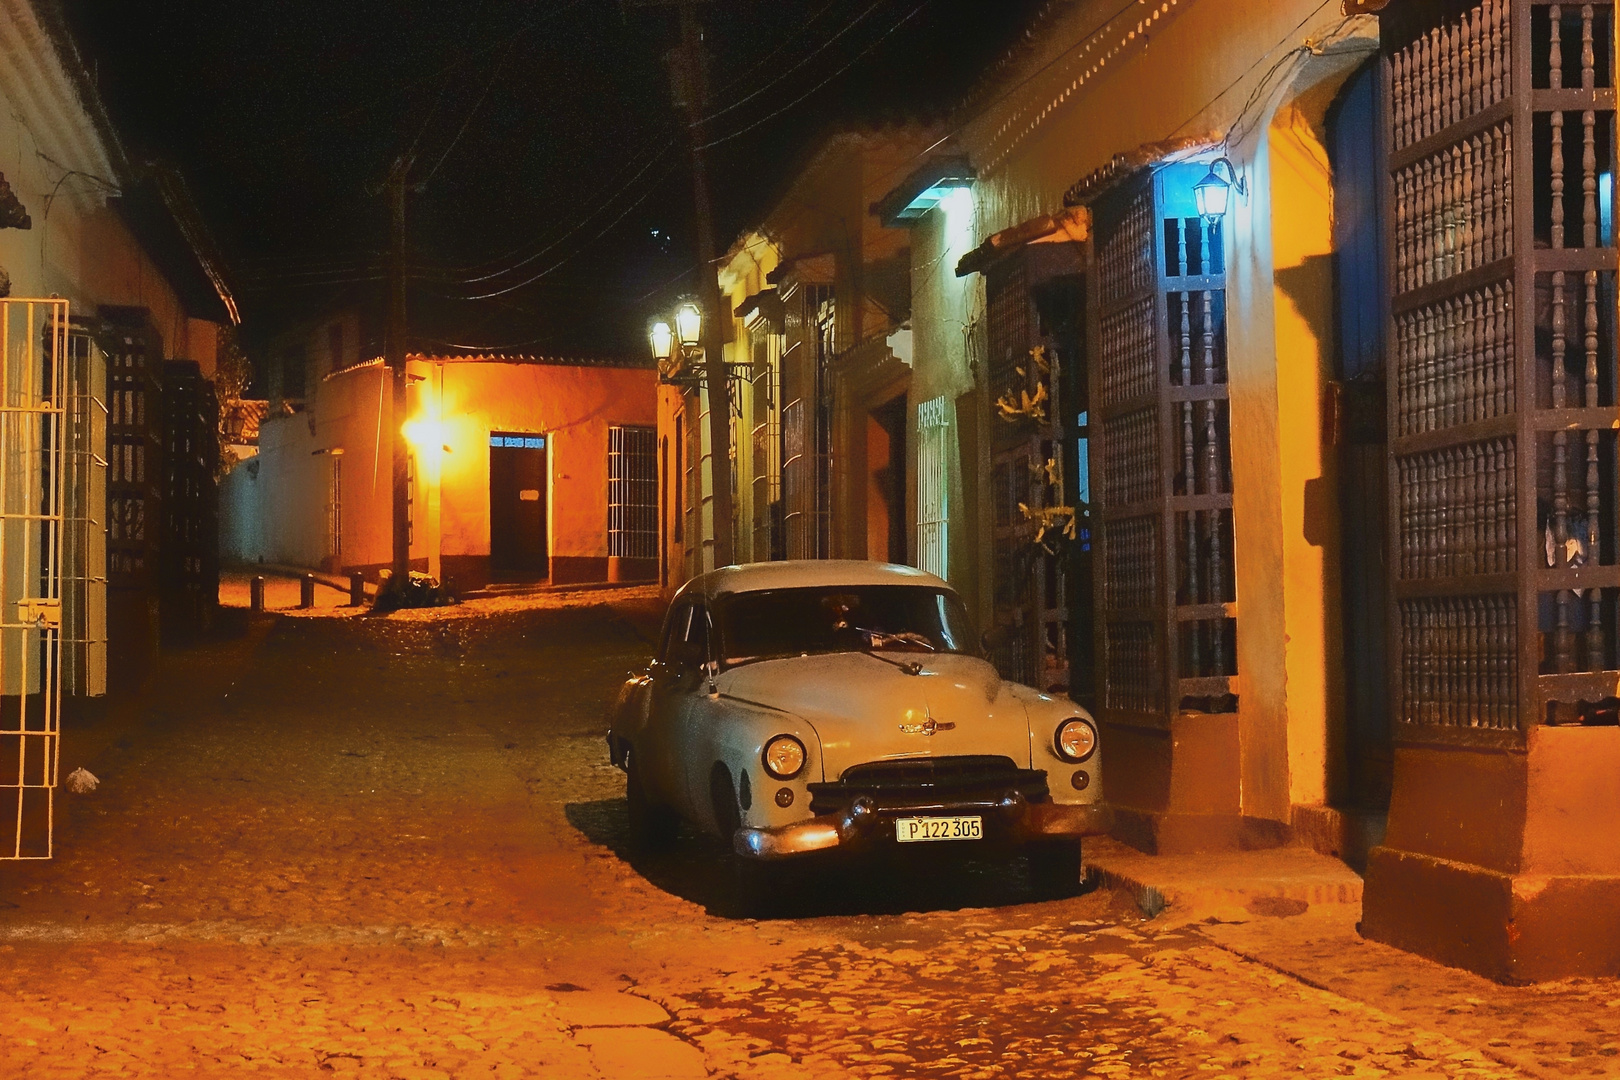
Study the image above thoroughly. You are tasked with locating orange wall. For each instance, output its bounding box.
[223,360,658,571]
[426,361,657,560]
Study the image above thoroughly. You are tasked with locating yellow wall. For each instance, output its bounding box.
[1268,93,1346,809]
[897,0,1380,828]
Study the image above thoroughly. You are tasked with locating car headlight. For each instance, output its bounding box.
[1054,718,1097,763]
[762,734,807,780]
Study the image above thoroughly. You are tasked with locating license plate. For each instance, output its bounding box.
[895,815,983,843]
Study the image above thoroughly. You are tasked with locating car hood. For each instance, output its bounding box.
[716,652,1031,779]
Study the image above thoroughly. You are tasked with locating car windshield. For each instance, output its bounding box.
[714,585,976,666]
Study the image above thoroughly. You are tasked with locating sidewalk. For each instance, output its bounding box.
[1088,835,1620,1077]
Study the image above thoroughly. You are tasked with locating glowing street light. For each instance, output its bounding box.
[649,319,674,364]
[402,416,449,454]
[674,302,703,348]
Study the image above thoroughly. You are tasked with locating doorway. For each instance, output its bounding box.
[489,432,548,580]
[1328,59,1392,810]
[867,395,907,563]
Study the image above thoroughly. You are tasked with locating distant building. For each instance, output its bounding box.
[221,352,658,592]
[661,127,938,587]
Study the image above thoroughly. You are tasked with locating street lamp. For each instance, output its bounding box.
[649,320,674,365]
[1193,157,1247,224]
[674,302,703,349]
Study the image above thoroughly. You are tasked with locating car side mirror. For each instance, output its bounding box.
[980,624,1013,654]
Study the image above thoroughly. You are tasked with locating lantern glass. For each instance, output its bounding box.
[1193,167,1230,221]
[649,320,674,362]
[675,302,703,348]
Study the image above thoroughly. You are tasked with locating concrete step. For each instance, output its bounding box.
[1084,835,1364,923]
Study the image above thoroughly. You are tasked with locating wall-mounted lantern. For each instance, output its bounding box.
[649,319,674,365]
[1193,157,1247,223]
[674,302,703,349]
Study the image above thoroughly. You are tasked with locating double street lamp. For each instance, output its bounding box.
[649,301,705,386]
[649,300,751,389]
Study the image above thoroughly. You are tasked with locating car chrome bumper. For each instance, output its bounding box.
[733,797,1115,860]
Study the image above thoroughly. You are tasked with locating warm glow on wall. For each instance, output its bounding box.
[402,416,449,453]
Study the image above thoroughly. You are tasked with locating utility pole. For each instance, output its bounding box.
[636,0,735,567]
[385,155,413,585]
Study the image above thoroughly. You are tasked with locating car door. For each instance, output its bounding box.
[645,600,706,812]
[668,601,734,829]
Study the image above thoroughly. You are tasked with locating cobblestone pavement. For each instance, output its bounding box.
[0,590,1614,1079]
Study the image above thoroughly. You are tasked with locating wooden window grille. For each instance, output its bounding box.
[1088,164,1237,726]
[608,424,658,560]
[748,327,784,561]
[917,395,950,579]
[782,396,809,559]
[105,331,162,587]
[1382,0,1619,739]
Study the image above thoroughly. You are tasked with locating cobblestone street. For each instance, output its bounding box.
[1,590,1616,1079]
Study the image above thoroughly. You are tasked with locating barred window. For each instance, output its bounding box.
[608,425,658,559]
[916,395,950,580]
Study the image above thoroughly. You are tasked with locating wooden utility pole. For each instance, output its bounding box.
[635,0,735,567]
[385,156,412,584]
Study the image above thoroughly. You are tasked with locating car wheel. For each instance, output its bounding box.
[1029,839,1084,896]
[625,746,679,849]
[711,765,782,917]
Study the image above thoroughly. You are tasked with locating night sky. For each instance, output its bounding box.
[62,0,1047,367]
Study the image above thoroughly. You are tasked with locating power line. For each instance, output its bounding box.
[699,0,934,151]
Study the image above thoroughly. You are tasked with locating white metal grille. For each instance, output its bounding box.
[917,395,950,580]
[1,299,71,859]
[608,424,658,559]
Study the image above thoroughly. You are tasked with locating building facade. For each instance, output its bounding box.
[886,0,1620,981]
[222,352,658,593]
[659,128,936,588]
[658,0,1620,981]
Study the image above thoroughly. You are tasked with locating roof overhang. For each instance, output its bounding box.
[955,205,1091,278]
[871,156,976,228]
[1062,133,1222,208]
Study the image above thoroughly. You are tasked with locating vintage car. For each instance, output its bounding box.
[606,560,1112,899]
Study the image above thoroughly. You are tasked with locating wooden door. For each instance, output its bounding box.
[489,434,548,578]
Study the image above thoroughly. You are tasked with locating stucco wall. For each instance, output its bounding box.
[897,0,1380,830]
[221,359,657,581]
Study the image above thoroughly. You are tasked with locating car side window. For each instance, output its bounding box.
[658,602,692,665]
[684,604,710,664]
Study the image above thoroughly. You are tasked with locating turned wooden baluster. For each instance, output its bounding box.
[1466,136,1483,271]
[1502,281,1516,413]
[1502,121,1514,258]
[1464,6,1481,117]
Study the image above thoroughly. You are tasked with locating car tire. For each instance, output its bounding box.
[625,746,679,850]
[1029,839,1084,896]
[711,765,782,918]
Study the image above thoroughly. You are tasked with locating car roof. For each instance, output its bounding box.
[678,560,950,601]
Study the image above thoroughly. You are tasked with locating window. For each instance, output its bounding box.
[715,585,974,667]
[674,414,684,544]
[1090,163,1235,724]
[608,425,657,559]
[328,457,342,561]
[916,395,950,579]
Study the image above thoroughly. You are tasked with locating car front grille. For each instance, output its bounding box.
[808,754,1049,815]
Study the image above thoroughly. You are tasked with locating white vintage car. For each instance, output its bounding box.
[607,560,1112,900]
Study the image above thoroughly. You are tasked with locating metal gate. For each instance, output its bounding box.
[0,298,72,859]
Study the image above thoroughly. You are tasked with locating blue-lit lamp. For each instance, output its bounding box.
[1194,157,1247,223]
